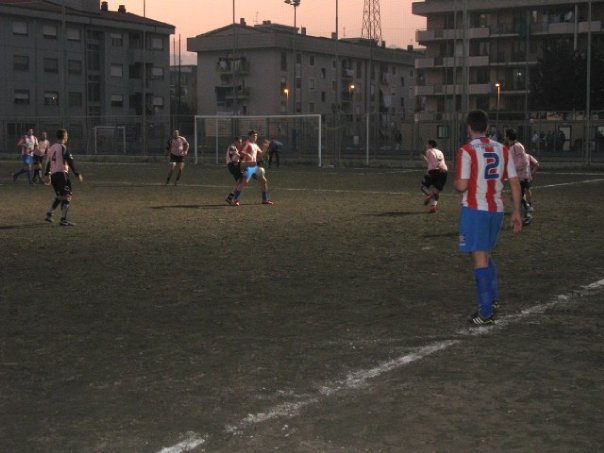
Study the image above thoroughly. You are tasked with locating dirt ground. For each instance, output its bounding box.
[1,160,603,453]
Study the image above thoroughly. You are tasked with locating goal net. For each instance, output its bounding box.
[93,126,126,154]
[193,114,322,166]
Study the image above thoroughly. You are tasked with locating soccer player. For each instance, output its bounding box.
[225,137,243,205]
[44,129,84,226]
[505,128,532,225]
[165,129,189,185]
[32,131,50,184]
[455,110,522,326]
[420,139,448,213]
[525,153,540,212]
[229,130,273,206]
[267,138,283,168]
[13,128,38,184]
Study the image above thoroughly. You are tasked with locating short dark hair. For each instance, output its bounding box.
[505,128,517,141]
[466,110,488,134]
[56,128,68,140]
[427,139,437,148]
[248,130,258,137]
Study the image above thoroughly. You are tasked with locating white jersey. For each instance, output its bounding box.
[47,143,69,174]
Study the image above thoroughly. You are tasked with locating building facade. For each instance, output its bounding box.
[188,20,421,150]
[412,0,603,119]
[0,0,174,154]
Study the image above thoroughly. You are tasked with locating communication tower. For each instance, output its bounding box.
[361,0,382,43]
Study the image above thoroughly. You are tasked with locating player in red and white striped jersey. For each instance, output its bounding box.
[455,110,522,326]
[43,129,84,226]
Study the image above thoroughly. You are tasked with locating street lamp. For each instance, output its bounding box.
[495,82,501,130]
[283,87,289,110]
[284,0,301,113]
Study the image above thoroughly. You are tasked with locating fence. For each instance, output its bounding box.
[2,112,603,167]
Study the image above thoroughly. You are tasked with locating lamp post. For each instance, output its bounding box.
[284,0,301,114]
[495,82,501,130]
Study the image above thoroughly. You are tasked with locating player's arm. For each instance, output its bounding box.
[182,138,190,154]
[64,148,84,182]
[454,148,469,192]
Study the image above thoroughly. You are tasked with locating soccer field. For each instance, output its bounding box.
[1,161,603,452]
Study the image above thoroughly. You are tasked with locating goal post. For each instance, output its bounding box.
[93,126,126,154]
[193,114,322,167]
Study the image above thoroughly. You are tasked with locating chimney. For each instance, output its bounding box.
[100,1,108,11]
[407,44,413,51]
[381,40,386,48]
[301,27,306,35]
[240,17,246,25]
[331,32,337,39]
[118,4,126,13]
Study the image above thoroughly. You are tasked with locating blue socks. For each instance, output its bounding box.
[488,259,499,304]
[474,267,493,319]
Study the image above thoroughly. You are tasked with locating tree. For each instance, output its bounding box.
[530,39,604,111]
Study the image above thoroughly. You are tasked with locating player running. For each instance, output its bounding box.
[228,130,273,206]
[420,139,448,213]
[165,129,189,185]
[13,128,38,184]
[32,131,50,184]
[44,129,84,226]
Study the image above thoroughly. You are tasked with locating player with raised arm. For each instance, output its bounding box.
[455,110,522,326]
[44,129,84,226]
[165,129,189,185]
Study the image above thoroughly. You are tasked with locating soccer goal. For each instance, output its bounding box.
[193,114,322,166]
[93,126,127,154]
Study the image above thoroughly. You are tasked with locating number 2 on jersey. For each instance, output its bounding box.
[483,152,500,180]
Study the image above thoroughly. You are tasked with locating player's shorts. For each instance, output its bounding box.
[228,162,242,181]
[169,154,184,163]
[520,179,531,194]
[458,207,504,253]
[50,172,72,197]
[33,155,45,166]
[22,154,34,166]
[242,165,258,182]
[425,170,448,191]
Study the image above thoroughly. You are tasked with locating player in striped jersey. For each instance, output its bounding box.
[43,129,84,226]
[13,129,38,184]
[455,110,522,326]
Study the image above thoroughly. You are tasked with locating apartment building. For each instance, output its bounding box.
[412,0,603,121]
[187,20,421,145]
[0,0,174,153]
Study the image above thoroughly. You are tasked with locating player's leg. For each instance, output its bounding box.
[166,161,175,184]
[256,168,272,204]
[174,161,184,185]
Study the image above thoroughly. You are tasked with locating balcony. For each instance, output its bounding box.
[216,59,250,75]
[416,26,488,43]
[224,87,250,100]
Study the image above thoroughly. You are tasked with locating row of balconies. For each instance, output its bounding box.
[416,53,540,68]
[414,83,530,97]
[416,20,602,43]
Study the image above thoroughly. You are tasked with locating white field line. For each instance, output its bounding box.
[157,278,604,452]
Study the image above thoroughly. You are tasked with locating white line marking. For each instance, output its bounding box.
[536,178,603,189]
[158,278,604,452]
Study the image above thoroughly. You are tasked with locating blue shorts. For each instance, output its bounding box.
[242,165,258,182]
[22,154,33,166]
[458,207,504,253]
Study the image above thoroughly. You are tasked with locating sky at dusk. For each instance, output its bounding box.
[107,0,426,63]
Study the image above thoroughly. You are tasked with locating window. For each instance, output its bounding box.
[321,91,326,102]
[151,37,163,50]
[309,102,315,113]
[67,28,81,41]
[110,64,123,77]
[280,51,287,71]
[68,92,83,107]
[43,58,59,73]
[44,92,59,106]
[42,25,58,38]
[309,78,315,90]
[296,54,302,64]
[356,61,362,78]
[14,55,29,71]
[321,68,326,79]
[111,33,123,47]
[13,21,28,35]
[151,67,164,80]
[14,89,30,105]
[309,55,315,66]
[68,59,82,74]
[401,77,405,87]
[129,32,142,49]
[152,96,164,111]
[111,94,124,107]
